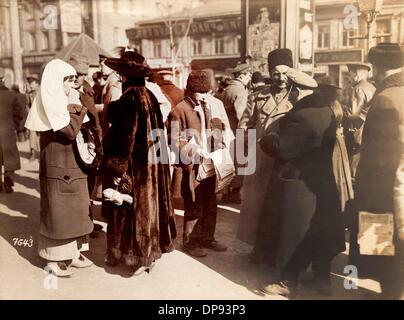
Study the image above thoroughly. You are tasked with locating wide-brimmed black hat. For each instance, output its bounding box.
[347,63,371,72]
[104,50,152,77]
[315,75,341,91]
[368,42,404,69]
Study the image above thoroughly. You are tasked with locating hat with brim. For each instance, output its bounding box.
[347,63,371,72]
[315,75,341,91]
[26,75,39,83]
[231,63,251,75]
[104,50,152,78]
[67,53,90,75]
[286,68,317,89]
[368,42,404,69]
[157,70,173,76]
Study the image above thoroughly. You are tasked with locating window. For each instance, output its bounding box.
[340,20,355,48]
[376,19,391,44]
[317,24,330,49]
[237,36,241,54]
[192,38,202,56]
[214,37,225,54]
[24,32,36,52]
[153,40,161,58]
[342,30,355,47]
[113,0,119,12]
[41,31,49,51]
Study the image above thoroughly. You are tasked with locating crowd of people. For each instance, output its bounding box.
[0,41,403,299]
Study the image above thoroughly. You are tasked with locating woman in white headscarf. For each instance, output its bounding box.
[25,59,93,277]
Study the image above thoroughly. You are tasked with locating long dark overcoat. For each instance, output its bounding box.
[260,92,346,267]
[0,84,25,172]
[351,72,404,294]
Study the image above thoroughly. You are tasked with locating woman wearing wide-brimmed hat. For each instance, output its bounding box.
[100,50,176,275]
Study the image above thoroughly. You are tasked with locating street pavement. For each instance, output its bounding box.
[0,141,382,300]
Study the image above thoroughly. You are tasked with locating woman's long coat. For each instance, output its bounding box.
[101,85,176,266]
[39,104,93,239]
[260,93,346,267]
[0,84,25,172]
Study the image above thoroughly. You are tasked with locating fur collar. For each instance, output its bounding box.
[376,71,404,95]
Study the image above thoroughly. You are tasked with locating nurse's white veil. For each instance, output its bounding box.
[25,59,77,132]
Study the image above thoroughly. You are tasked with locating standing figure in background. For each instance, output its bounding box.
[221,64,252,203]
[345,63,376,182]
[26,76,40,161]
[25,59,94,277]
[154,70,185,109]
[11,84,29,143]
[99,54,122,137]
[345,63,376,268]
[67,53,104,237]
[0,67,25,193]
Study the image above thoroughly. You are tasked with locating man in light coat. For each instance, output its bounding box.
[346,63,376,181]
[237,48,298,264]
[221,64,252,203]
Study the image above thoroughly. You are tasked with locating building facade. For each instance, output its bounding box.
[314,0,404,89]
[126,0,242,87]
[0,0,147,88]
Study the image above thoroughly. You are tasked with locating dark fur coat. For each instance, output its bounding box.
[101,80,176,267]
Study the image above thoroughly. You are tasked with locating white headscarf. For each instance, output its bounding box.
[25,59,77,132]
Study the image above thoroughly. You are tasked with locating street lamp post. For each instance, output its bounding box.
[354,0,385,55]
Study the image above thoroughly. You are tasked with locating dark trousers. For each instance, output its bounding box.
[281,233,333,285]
[1,170,15,186]
[87,168,97,221]
[183,176,217,247]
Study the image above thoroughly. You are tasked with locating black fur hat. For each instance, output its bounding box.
[267,48,293,70]
[186,70,211,93]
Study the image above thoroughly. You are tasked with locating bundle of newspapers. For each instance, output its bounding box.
[358,211,395,256]
[197,148,235,192]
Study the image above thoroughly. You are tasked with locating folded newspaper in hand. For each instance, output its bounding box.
[358,211,395,256]
[197,148,235,192]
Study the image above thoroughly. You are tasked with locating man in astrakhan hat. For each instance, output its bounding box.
[100,50,176,275]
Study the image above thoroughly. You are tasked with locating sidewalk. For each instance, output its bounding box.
[0,141,381,300]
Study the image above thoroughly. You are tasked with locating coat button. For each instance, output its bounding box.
[64,175,70,181]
